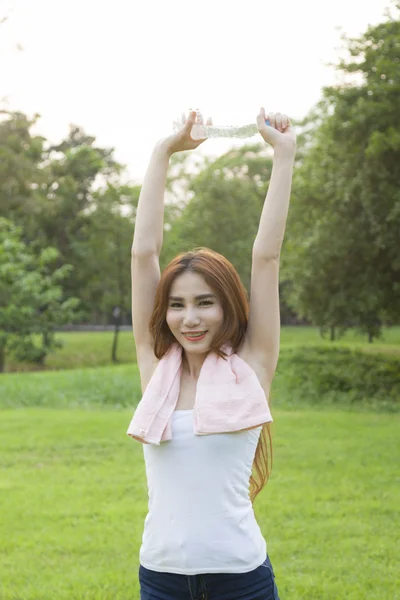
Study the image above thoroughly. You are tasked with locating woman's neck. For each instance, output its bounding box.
[182,351,208,380]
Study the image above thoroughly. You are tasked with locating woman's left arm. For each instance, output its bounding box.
[244,109,296,380]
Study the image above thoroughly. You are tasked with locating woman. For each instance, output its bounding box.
[129,108,296,600]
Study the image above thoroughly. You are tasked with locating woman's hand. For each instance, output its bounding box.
[257,107,296,155]
[160,109,212,156]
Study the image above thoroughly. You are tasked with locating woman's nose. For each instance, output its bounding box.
[182,307,200,326]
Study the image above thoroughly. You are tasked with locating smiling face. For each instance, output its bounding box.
[166,271,224,354]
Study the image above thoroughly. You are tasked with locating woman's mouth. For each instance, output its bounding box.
[182,331,208,342]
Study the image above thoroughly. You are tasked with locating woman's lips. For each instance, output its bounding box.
[182,331,208,342]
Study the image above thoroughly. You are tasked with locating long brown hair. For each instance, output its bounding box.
[149,247,272,504]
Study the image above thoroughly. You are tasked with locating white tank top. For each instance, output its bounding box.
[139,409,267,575]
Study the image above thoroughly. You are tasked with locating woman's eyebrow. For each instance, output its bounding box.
[168,294,216,301]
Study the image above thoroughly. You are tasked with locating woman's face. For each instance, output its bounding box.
[166,271,224,353]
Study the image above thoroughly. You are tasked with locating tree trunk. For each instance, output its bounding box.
[0,343,5,373]
[111,308,121,364]
[330,326,336,341]
[111,323,119,363]
[38,331,50,365]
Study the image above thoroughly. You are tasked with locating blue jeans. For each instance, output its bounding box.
[139,554,280,600]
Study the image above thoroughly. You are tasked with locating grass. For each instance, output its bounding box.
[1,345,398,414]
[0,408,399,599]
[0,364,142,410]
[3,331,138,373]
[3,326,400,373]
[1,328,399,598]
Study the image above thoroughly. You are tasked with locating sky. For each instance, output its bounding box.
[0,0,392,184]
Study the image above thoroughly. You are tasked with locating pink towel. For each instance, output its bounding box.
[127,343,273,445]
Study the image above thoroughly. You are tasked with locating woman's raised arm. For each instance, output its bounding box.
[132,109,211,256]
[132,143,171,257]
[130,143,169,366]
[242,109,296,382]
[131,110,210,365]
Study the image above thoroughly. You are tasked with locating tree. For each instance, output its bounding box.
[0,218,79,372]
[0,112,132,322]
[37,125,125,301]
[282,3,400,340]
[0,110,47,241]
[162,144,271,291]
[74,183,139,324]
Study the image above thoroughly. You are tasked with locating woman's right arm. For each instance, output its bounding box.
[131,110,210,367]
[131,142,171,366]
[131,142,172,258]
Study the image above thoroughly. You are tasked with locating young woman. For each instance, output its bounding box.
[129,108,296,600]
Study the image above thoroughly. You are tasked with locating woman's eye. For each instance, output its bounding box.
[169,301,212,308]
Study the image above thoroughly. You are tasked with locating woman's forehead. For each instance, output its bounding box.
[170,271,213,295]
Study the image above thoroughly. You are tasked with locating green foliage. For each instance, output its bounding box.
[1,329,399,413]
[282,4,400,339]
[1,3,399,339]
[3,326,399,373]
[3,330,137,372]
[0,112,138,323]
[275,346,400,411]
[0,110,48,241]
[0,218,80,371]
[162,145,270,291]
[74,183,139,321]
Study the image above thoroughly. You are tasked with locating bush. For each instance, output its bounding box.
[274,346,400,412]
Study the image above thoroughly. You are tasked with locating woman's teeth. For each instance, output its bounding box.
[184,332,206,337]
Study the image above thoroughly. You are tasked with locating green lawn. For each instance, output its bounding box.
[3,326,400,372]
[0,408,399,599]
[1,328,399,598]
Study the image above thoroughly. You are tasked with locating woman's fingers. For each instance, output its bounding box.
[264,111,290,132]
[183,110,196,133]
[181,108,210,132]
[196,109,204,125]
[257,107,296,148]
[267,112,275,129]
[257,107,267,130]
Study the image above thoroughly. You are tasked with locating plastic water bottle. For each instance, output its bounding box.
[172,118,270,139]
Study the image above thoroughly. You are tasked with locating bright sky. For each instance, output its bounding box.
[1,0,391,184]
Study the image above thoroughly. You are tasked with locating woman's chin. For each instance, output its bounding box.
[181,337,212,353]
[183,343,210,353]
